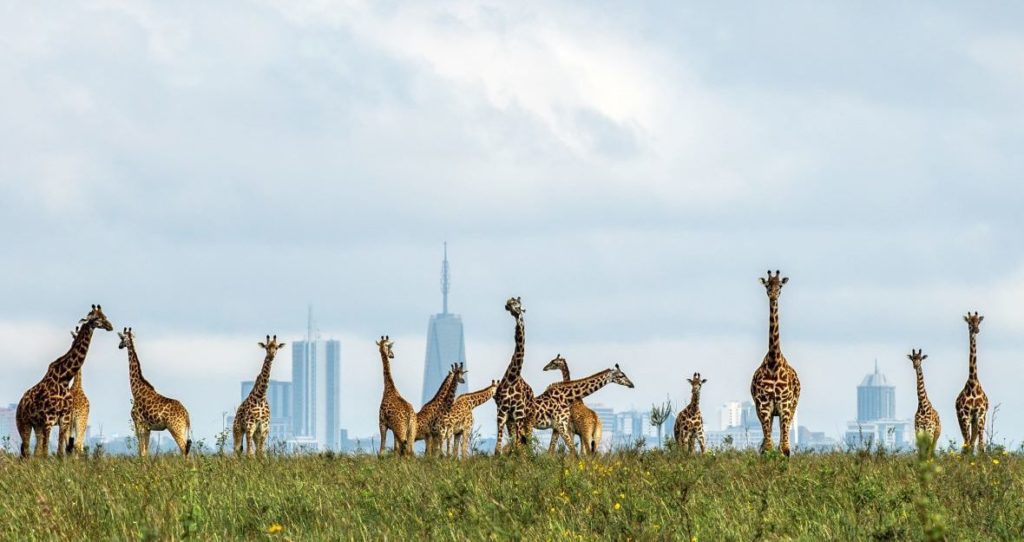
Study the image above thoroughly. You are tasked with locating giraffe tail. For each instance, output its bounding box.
[65,437,75,455]
[185,439,193,456]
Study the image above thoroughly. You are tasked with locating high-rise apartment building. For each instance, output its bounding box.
[857,361,895,422]
[291,308,342,451]
[719,401,742,430]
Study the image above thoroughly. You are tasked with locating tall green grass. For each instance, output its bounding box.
[0,448,1021,541]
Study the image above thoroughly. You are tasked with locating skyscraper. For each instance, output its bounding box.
[240,379,292,444]
[291,307,342,451]
[857,360,895,422]
[718,401,742,430]
[422,243,468,404]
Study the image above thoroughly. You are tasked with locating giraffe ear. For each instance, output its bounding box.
[701,378,708,384]
[921,354,927,361]
[759,277,768,285]
[258,342,267,349]
[278,342,286,348]
[978,315,984,323]
[780,277,789,285]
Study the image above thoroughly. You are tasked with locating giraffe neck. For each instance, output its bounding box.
[503,315,525,381]
[766,296,785,366]
[914,365,932,410]
[127,340,154,396]
[71,369,83,391]
[46,324,96,385]
[248,352,275,400]
[560,369,614,402]
[557,365,571,382]
[424,372,456,410]
[967,331,978,382]
[689,388,701,410]
[380,350,397,393]
[463,386,497,409]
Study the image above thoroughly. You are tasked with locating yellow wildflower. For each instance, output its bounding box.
[992,459,1000,465]
[267,523,283,534]
[614,502,621,510]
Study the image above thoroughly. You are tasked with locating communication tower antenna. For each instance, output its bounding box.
[441,242,450,315]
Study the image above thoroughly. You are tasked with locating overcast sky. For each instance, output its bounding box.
[2,1,1023,447]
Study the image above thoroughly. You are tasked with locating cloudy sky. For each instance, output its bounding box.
[2,2,1023,447]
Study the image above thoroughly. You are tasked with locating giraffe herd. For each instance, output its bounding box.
[9,270,997,459]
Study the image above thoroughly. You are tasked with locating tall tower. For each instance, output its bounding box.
[422,243,468,404]
[857,359,895,422]
[291,306,342,450]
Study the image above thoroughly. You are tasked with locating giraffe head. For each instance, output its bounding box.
[610,363,635,388]
[451,362,467,385]
[376,335,395,359]
[543,354,568,374]
[79,304,114,332]
[117,327,135,349]
[759,270,788,299]
[964,312,984,335]
[504,296,524,319]
[686,372,707,394]
[258,335,286,357]
[907,348,928,370]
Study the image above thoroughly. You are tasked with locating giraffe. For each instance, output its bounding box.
[908,349,940,456]
[233,335,285,457]
[16,304,113,458]
[955,312,989,454]
[674,373,707,453]
[542,354,603,455]
[527,364,635,456]
[750,270,801,456]
[118,328,193,456]
[376,335,417,456]
[416,363,467,455]
[63,326,90,457]
[494,296,535,455]
[439,380,498,459]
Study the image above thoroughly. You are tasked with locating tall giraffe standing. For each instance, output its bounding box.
[376,336,417,456]
[908,349,940,455]
[415,363,466,455]
[494,297,534,455]
[119,328,193,456]
[750,270,801,456]
[16,305,113,458]
[233,335,285,457]
[955,312,989,454]
[542,355,603,455]
[439,380,498,460]
[66,326,90,457]
[674,373,707,453]
[527,364,635,456]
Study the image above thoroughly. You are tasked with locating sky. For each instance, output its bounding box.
[2,1,1024,447]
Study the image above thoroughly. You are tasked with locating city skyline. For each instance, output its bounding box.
[2,2,1023,447]
[422,243,469,404]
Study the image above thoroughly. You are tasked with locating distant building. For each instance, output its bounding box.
[844,361,912,449]
[241,379,293,444]
[591,405,616,449]
[0,403,16,448]
[292,308,342,451]
[422,243,468,404]
[719,401,742,430]
[858,361,895,422]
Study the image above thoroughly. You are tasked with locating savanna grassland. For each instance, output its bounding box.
[0,448,1021,541]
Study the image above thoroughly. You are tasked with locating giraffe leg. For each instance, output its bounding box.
[74,416,87,455]
[378,421,387,456]
[254,429,266,457]
[592,422,602,455]
[559,423,578,457]
[758,410,774,454]
[35,425,50,458]
[169,424,189,456]
[697,426,706,454]
[406,414,417,457]
[17,417,31,459]
[957,412,971,454]
[779,410,794,457]
[138,428,151,457]
[233,423,244,456]
[245,429,255,457]
[494,409,508,456]
[975,411,987,454]
[56,421,69,458]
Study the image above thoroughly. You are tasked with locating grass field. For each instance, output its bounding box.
[0,447,1021,541]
